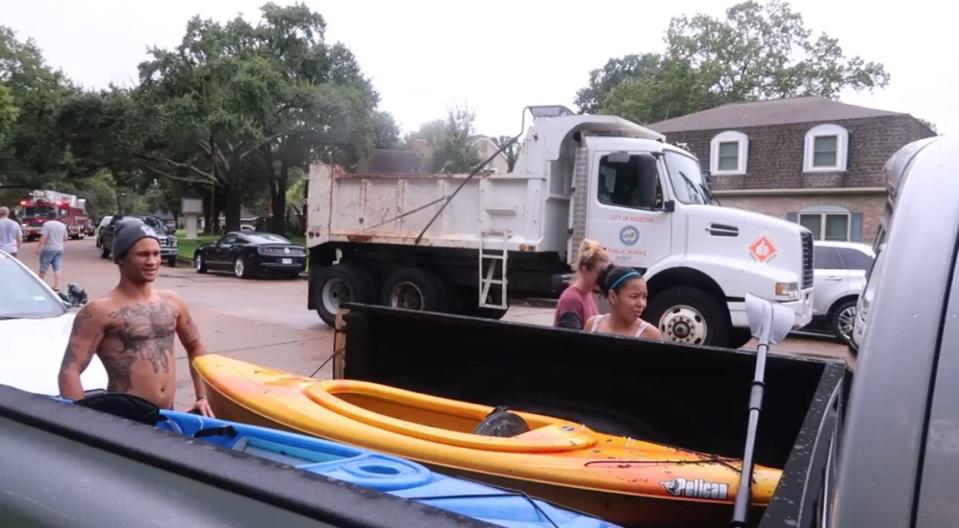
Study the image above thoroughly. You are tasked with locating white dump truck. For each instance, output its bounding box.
[306,106,813,348]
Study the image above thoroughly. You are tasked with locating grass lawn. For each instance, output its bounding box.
[175,232,218,261]
[174,230,306,261]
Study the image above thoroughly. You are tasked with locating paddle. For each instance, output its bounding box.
[730,293,795,527]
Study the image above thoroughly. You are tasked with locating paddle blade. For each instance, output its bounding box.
[745,293,796,345]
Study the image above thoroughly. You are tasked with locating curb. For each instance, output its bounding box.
[175,254,308,279]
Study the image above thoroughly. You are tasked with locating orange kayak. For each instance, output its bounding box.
[194,354,781,526]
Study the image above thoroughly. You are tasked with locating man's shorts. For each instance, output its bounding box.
[39,250,63,273]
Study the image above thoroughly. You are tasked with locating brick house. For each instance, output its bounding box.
[648,97,936,243]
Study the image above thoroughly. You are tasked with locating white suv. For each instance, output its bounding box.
[811,241,875,342]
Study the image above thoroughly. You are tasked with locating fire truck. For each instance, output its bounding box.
[18,191,91,242]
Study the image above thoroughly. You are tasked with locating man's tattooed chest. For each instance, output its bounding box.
[104,302,178,374]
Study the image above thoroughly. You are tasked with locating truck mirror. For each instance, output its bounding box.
[62,283,88,307]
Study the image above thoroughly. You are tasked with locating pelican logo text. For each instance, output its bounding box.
[619,225,640,246]
[661,478,729,500]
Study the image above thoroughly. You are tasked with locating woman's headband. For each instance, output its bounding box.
[608,270,641,291]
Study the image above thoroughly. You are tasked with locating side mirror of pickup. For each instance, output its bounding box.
[663,200,676,213]
[58,283,88,308]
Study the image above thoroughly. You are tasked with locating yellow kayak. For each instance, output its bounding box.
[194,354,781,526]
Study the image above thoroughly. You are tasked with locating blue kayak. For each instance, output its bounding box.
[158,410,619,528]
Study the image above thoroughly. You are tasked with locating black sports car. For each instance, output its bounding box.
[193,232,306,279]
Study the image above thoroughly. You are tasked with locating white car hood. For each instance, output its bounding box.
[0,312,108,396]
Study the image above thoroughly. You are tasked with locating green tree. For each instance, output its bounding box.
[0,84,16,147]
[40,170,117,221]
[0,26,75,188]
[665,1,888,100]
[493,135,520,172]
[373,110,400,149]
[247,3,379,234]
[73,171,117,221]
[53,88,143,179]
[601,59,718,123]
[433,108,480,174]
[578,1,890,124]
[575,54,663,114]
[285,168,307,232]
[134,16,267,232]
[134,4,379,234]
[407,108,480,174]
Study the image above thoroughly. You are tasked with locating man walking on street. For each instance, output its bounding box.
[0,207,22,258]
[36,210,68,291]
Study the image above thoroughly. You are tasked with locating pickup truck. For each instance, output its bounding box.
[332,302,847,526]
[333,134,959,527]
[0,385,488,528]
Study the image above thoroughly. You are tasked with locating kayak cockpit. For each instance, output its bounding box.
[304,380,597,452]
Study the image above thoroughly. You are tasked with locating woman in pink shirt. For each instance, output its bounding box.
[554,239,609,329]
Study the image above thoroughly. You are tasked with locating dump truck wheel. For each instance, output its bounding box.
[314,264,375,326]
[380,267,449,313]
[645,286,730,347]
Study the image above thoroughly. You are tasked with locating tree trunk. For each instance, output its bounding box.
[223,184,241,232]
[203,192,214,235]
[270,159,288,236]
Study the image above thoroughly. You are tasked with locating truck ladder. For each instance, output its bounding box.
[478,232,509,309]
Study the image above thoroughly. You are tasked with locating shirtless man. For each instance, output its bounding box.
[58,218,213,416]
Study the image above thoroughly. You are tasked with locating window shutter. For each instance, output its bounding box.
[786,212,798,223]
[851,212,864,242]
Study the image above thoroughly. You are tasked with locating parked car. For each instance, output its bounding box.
[808,241,875,342]
[94,215,113,248]
[99,214,178,266]
[0,250,107,395]
[194,232,306,279]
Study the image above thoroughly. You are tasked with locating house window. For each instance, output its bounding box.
[718,142,739,171]
[804,124,848,172]
[800,213,850,241]
[813,136,838,167]
[710,131,748,175]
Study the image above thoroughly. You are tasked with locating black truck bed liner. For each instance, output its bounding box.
[334,303,850,527]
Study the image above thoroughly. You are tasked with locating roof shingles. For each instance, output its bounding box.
[648,97,903,133]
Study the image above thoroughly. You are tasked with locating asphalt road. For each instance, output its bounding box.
[39,238,850,411]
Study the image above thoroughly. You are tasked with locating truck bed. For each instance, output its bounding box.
[308,164,553,252]
[333,303,849,527]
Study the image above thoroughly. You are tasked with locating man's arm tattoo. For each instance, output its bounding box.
[61,307,99,372]
[179,314,202,351]
[70,307,93,337]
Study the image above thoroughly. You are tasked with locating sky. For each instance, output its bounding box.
[3,0,956,136]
